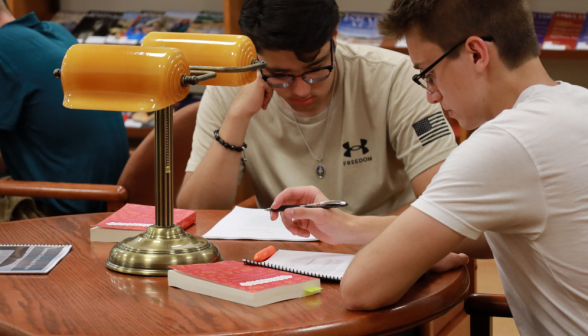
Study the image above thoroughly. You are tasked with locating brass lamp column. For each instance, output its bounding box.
[155,105,174,228]
[106,104,221,276]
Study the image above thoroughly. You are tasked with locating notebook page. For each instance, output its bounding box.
[262,250,355,280]
[203,207,318,241]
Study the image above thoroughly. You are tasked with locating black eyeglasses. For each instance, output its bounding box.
[260,39,334,88]
[412,36,494,94]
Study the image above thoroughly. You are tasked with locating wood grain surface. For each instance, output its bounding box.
[0,211,469,335]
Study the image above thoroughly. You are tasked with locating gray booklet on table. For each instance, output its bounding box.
[0,244,72,274]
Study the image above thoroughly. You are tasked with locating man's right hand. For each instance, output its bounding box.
[270,186,354,245]
[228,71,274,119]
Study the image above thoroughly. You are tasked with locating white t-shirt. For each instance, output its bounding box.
[412,82,588,335]
[187,43,457,215]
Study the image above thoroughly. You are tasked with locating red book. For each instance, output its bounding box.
[168,261,321,307]
[90,203,196,242]
[543,12,586,50]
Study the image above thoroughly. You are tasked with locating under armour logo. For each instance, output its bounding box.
[343,139,369,157]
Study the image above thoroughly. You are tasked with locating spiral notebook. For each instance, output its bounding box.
[243,250,355,281]
[0,244,72,274]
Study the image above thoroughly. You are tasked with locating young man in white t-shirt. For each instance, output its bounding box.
[270,0,588,334]
[176,0,457,216]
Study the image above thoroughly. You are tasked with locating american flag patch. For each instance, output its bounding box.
[412,111,452,146]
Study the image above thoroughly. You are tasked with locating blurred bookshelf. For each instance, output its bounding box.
[7,0,244,34]
[380,39,588,60]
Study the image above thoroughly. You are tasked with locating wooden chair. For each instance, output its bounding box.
[465,294,512,336]
[414,259,476,336]
[0,102,255,211]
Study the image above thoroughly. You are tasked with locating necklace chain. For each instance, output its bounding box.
[290,67,337,163]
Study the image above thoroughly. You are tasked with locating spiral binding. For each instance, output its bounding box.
[242,259,341,281]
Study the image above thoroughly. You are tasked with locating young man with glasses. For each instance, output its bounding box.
[270,0,588,334]
[177,0,457,218]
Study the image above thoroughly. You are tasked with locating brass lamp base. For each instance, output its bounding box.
[106,225,221,276]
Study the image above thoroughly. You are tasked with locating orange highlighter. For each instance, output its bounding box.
[254,245,277,262]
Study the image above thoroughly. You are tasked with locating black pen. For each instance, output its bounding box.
[265,200,348,212]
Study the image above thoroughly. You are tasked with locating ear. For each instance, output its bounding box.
[464,36,490,73]
[333,29,338,48]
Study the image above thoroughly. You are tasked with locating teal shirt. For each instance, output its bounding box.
[0,13,129,215]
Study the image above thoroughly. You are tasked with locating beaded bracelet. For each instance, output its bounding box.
[213,130,247,152]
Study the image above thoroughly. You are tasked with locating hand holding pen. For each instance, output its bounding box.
[269,186,351,245]
[265,200,348,212]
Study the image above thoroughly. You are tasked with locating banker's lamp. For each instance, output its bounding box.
[54,33,266,276]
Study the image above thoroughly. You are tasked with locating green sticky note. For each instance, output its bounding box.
[304,287,322,296]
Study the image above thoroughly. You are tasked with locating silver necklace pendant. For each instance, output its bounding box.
[317,163,325,179]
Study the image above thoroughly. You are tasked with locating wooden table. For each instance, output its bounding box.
[0,211,469,336]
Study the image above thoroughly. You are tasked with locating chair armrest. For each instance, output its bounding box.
[464,294,513,318]
[0,180,128,202]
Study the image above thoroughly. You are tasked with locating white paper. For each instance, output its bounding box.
[260,250,355,280]
[203,207,318,241]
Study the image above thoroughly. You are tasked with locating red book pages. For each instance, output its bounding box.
[170,261,316,293]
[94,203,196,231]
[543,12,586,50]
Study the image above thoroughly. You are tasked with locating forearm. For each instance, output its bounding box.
[344,214,398,246]
[341,207,465,311]
[177,113,250,210]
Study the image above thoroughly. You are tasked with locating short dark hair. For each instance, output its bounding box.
[238,0,340,62]
[379,0,540,69]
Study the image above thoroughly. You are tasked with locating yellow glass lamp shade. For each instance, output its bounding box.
[60,44,190,112]
[142,32,258,86]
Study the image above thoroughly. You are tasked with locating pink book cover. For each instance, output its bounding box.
[170,261,316,293]
[94,203,196,231]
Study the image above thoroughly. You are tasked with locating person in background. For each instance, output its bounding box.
[177,0,457,219]
[271,0,588,334]
[0,1,128,219]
